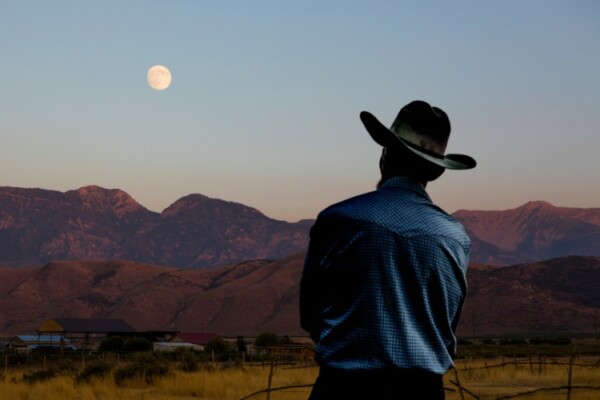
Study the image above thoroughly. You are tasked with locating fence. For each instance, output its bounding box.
[450,354,600,400]
[2,348,600,400]
[236,353,600,400]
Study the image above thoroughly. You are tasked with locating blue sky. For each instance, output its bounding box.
[1,1,599,221]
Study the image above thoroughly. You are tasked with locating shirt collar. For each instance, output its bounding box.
[378,176,432,202]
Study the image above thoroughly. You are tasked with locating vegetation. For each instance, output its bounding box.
[121,337,153,354]
[254,332,280,348]
[2,355,600,400]
[22,367,58,384]
[114,353,169,386]
[1,341,599,399]
[97,336,125,353]
[178,350,199,372]
[0,358,318,400]
[204,337,230,356]
[76,361,112,383]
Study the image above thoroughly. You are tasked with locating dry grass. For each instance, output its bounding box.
[0,364,318,400]
[1,357,599,400]
[446,357,600,400]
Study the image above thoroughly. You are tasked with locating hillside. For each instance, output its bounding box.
[0,255,598,337]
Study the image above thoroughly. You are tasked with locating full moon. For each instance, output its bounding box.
[147,65,172,90]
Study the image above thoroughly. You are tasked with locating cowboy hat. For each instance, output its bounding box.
[360,100,476,170]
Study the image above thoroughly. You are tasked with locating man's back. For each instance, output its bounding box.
[300,176,470,374]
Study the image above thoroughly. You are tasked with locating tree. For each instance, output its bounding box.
[204,337,229,355]
[254,332,280,348]
[98,336,124,353]
[236,335,247,353]
[122,337,153,353]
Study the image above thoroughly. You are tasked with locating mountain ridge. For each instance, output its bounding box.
[0,185,310,268]
[453,201,600,264]
[2,185,600,268]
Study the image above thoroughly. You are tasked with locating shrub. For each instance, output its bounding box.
[114,353,168,386]
[204,337,229,355]
[122,337,153,353]
[22,368,58,384]
[98,336,125,353]
[56,357,78,376]
[179,351,199,372]
[77,361,113,383]
[254,332,280,348]
[547,337,572,345]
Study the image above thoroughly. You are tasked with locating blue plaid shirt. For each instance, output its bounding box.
[300,176,470,375]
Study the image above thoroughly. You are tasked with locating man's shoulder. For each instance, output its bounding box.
[317,190,384,221]
[316,190,469,245]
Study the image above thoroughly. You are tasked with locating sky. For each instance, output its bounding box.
[1,1,599,222]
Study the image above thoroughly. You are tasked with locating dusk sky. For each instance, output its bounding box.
[1,1,599,222]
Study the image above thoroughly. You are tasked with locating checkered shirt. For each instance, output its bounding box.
[300,176,470,375]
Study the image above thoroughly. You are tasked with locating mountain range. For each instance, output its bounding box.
[0,255,598,336]
[455,201,600,264]
[2,186,600,268]
[0,186,310,268]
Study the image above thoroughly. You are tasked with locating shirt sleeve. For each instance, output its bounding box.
[299,215,363,341]
[299,218,323,341]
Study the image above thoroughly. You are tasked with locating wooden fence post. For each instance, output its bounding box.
[266,353,275,400]
[453,368,466,400]
[566,354,575,400]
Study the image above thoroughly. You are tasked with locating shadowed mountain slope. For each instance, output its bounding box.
[0,255,598,337]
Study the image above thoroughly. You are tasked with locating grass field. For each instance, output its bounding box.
[448,357,600,400]
[1,355,599,400]
[0,364,316,400]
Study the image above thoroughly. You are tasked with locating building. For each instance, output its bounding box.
[9,335,77,352]
[168,332,219,351]
[37,318,137,349]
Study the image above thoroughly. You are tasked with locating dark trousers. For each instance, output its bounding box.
[308,367,445,400]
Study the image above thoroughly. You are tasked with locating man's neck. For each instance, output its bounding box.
[377,175,427,189]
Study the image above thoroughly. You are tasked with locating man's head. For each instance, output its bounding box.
[361,100,476,185]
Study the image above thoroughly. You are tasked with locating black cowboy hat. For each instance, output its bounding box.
[360,100,476,170]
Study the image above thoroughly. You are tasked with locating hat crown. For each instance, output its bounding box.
[389,100,450,157]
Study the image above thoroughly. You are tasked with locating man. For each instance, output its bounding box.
[300,100,476,399]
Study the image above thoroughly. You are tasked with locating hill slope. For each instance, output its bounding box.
[0,255,598,337]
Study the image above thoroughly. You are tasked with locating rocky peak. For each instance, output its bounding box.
[517,201,556,213]
[162,194,264,220]
[68,185,146,217]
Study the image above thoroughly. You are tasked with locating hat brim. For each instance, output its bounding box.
[360,111,476,170]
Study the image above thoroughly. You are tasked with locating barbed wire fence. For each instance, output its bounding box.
[449,353,600,400]
[237,350,600,400]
